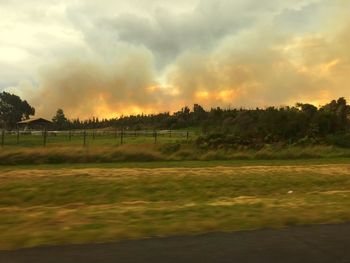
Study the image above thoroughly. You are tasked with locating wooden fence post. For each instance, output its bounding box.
[186,131,189,141]
[1,130,4,147]
[69,130,72,141]
[92,130,95,140]
[120,128,124,145]
[83,130,87,147]
[169,129,172,138]
[154,130,157,144]
[43,129,47,147]
[17,129,20,144]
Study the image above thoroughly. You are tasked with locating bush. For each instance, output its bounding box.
[0,145,166,165]
[159,143,181,154]
[326,133,350,148]
[199,150,229,161]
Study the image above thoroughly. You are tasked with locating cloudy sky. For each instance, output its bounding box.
[1,0,350,118]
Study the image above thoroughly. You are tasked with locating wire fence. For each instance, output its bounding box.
[0,129,193,147]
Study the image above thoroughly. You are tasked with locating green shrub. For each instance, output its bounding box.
[326,133,350,148]
[159,143,181,154]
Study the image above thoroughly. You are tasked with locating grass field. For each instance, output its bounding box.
[1,160,350,250]
[0,130,191,148]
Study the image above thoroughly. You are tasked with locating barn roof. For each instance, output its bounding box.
[17,118,53,125]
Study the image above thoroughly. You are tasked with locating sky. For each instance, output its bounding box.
[0,0,350,118]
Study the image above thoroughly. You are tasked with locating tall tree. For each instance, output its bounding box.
[0,92,35,129]
[52,109,68,130]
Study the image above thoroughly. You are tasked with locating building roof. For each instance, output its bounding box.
[17,118,53,125]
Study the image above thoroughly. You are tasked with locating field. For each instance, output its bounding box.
[0,130,192,148]
[1,159,350,250]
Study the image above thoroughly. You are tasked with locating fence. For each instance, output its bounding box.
[0,129,192,147]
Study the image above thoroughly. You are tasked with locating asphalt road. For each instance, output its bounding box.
[1,223,350,263]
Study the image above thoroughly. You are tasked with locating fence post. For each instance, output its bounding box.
[169,129,172,138]
[186,131,189,141]
[43,128,47,147]
[83,130,87,147]
[69,130,72,141]
[1,130,4,147]
[120,128,124,145]
[154,130,157,144]
[17,129,20,144]
[114,129,117,139]
[92,130,95,140]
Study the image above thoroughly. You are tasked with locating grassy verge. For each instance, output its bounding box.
[1,144,350,165]
[1,163,350,249]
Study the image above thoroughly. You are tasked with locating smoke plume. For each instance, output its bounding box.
[4,0,350,119]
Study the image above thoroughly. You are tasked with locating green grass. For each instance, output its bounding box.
[1,132,191,148]
[1,143,350,165]
[1,163,350,249]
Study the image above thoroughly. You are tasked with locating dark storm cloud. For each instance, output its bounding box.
[67,0,305,69]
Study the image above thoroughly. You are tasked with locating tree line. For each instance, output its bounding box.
[1,91,350,146]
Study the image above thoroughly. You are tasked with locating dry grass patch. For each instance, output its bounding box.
[1,163,350,249]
